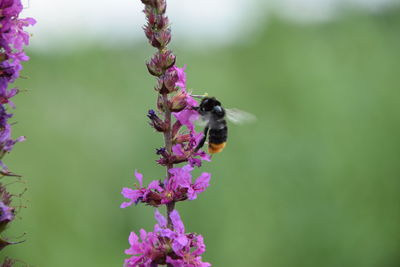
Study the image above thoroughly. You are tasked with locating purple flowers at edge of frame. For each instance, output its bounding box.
[0,0,36,172]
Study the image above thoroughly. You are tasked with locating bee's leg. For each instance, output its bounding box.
[195,125,209,152]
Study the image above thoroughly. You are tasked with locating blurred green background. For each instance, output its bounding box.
[2,5,400,267]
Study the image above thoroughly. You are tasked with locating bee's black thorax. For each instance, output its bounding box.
[198,97,225,120]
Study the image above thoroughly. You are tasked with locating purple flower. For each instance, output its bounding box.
[120,170,146,208]
[0,1,35,82]
[121,165,211,207]
[124,209,211,267]
[0,201,14,227]
[169,165,211,200]
[172,65,187,91]
[171,132,211,167]
[174,109,199,132]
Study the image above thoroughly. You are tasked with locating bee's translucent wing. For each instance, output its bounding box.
[225,108,257,125]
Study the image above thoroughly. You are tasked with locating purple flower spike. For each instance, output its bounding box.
[122,0,212,265]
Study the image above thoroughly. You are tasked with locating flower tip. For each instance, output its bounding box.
[134,170,143,187]
[120,202,130,209]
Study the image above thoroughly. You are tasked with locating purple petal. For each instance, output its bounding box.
[154,209,167,228]
[134,170,143,187]
[120,201,134,209]
[139,229,147,241]
[174,109,199,131]
[128,232,139,246]
[160,228,175,239]
[188,158,202,167]
[170,210,185,234]
[147,180,163,192]
[172,144,185,157]
[192,235,206,256]
[166,257,185,267]
[172,65,186,90]
[172,235,189,253]
[194,172,211,191]
[120,188,144,208]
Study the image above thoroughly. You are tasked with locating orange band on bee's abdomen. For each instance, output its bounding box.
[208,142,226,154]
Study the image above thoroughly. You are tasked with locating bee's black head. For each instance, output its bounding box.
[199,97,225,118]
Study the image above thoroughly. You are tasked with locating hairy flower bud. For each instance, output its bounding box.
[143,23,153,40]
[155,15,169,30]
[154,29,171,48]
[150,36,162,48]
[155,0,167,13]
[174,134,191,144]
[171,120,182,138]
[141,0,156,7]
[169,91,189,112]
[146,50,176,77]
[163,69,179,93]
[147,110,167,132]
[146,59,163,77]
[162,50,176,69]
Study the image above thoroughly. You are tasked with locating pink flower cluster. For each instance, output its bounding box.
[121,165,210,208]
[124,209,210,267]
[0,0,35,172]
[121,65,212,208]
[155,66,211,167]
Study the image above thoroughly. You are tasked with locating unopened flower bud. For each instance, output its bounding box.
[169,91,188,112]
[147,110,167,132]
[148,12,156,25]
[162,50,176,69]
[146,59,163,77]
[154,29,171,48]
[174,134,191,144]
[171,120,182,138]
[143,24,153,40]
[150,36,162,49]
[146,51,176,77]
[155,15,168,30]
[163,69,178,93]
[155,0,167,13]
[141,0,156,7]
[156,147,168,158]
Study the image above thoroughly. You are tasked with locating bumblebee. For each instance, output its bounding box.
[195,97,227,153]
[194,96,255,154]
